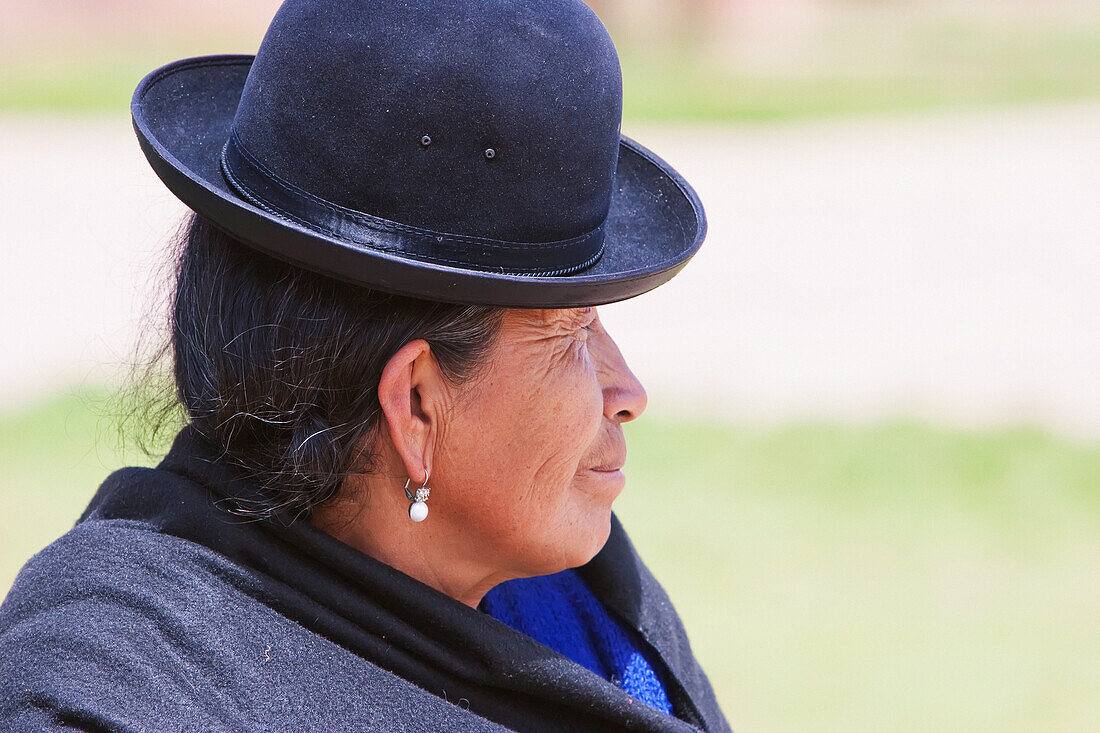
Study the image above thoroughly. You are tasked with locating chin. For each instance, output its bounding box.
[521,504,614,577]
[562,509,614,569]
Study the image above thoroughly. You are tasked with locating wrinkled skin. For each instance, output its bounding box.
[312,307,647,608]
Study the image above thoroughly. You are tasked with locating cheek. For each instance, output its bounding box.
[476,363,599,502]
[437,346,604,565]
[528,346,604,484]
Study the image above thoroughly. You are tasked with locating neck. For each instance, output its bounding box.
[310,474,512,609]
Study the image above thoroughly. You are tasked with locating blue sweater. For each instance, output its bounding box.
[482,569,674,715]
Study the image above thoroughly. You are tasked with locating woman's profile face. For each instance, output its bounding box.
[435,306,647,576]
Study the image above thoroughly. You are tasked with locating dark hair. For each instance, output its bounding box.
[125,212,504,522]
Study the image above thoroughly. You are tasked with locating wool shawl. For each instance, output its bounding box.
[0,424,731,732]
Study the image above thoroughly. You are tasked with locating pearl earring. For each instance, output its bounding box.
[403,473,431,522]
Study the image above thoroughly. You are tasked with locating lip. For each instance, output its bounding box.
[585,466,626,500]
[583,437,627,474]
[587,451,626,473]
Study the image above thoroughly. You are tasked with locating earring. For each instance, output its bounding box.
[403,473,431,522]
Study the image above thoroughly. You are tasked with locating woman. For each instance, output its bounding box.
[0,0,728,731]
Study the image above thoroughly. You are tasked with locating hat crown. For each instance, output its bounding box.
[229,0,623,244]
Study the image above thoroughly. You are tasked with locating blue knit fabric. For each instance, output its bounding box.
[481,569,674,715]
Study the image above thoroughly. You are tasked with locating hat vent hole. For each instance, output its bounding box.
[484,148,496,160]
[420,135,432,147]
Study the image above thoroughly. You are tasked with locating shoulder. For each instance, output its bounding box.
[0,519,507,732]
[0,519,255,729]
[0,516,262,640]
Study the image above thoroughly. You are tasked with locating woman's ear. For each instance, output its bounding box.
[377,339,444,483]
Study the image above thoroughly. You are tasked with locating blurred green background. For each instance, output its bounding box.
[3,0,1100,119]
[2,1,1098,731]
[3,387,1097,731]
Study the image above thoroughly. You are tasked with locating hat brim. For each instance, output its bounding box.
[132,55,707,307]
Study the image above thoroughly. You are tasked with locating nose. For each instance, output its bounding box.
[592,313,648,424]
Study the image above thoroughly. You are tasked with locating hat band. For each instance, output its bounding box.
[219,133,605,277]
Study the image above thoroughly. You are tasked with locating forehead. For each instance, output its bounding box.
[502,307,592,331]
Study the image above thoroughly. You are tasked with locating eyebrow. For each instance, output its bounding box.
[534,307,593,331]
[572,307,595,324]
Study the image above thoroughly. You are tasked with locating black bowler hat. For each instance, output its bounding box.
[131,0,707,307]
